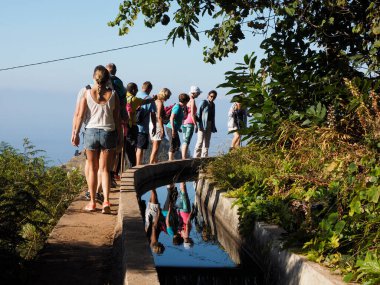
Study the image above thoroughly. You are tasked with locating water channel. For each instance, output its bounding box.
[138,180,265,285]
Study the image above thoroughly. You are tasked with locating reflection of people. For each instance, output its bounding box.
[228,94,248,150]
[193,90,217,158]
[144,189,165,254]
[177,182,194,248]
[71,65,121,214]
[161,184,180,244]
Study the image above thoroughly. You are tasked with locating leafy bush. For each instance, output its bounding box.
[206,122,380,284]
[0,139,85,282]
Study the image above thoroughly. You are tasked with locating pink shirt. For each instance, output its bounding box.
[183,98,197,125]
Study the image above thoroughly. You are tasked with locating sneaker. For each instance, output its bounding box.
[96,192,104,203]
[85,191,90,200]
[111,178,118,188]
[113,174,121,181]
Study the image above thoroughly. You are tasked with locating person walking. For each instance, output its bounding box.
[181,86,201,159]
[125,82,156,167]
[193,90,218,158]
[71,84,104,203]
[71,65,121,214]
[136,81,156,165]
[166,93,190,161]
[228,94,248,150]
[149,88,172,164]
[106,63,126,183]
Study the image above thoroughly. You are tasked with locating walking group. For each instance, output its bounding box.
[70,64,229,214]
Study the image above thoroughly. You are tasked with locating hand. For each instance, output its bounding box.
[71,133,80,147]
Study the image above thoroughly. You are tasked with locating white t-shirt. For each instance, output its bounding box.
[85,90,116,131]
[76,87,90,127]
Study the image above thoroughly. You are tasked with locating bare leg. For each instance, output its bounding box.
[86,149,100,206]
[136,148,144,165]
[231,132,240,148]
[181,143,189,159]
[168,151,174,161]
[99,149,115,204]
[149,140,161,164]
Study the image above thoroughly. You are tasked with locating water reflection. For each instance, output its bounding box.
[139,180,264,285]
[140,181,235,268]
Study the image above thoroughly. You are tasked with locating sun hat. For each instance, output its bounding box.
[183,242,193,249]
[189,86,202,94]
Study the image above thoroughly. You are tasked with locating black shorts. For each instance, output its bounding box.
[126,125,138,147]
[136,132,149,149]
[166,127,180,153]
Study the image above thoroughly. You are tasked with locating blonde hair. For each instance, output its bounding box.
[157,88,171,100]
[93,65,110,99]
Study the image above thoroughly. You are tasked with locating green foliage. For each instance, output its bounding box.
[206,123,380,284]
[0,139,85,282]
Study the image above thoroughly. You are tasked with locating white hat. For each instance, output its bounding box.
[183,242,193,249]
[189,86,202,94]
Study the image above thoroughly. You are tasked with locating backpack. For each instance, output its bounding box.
[135,107,148,124]
[162,104,176,124]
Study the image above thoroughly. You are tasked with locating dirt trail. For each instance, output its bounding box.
[28,153,121,285]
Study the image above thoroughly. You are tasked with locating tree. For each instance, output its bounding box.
[110,1,380,143]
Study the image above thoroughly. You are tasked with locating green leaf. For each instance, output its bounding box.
[373,25,380,35]
[349,197,361,216]
[367,186,380,203]
[343,272,353,282]
[284,7,295,16]
[334,220,346,234]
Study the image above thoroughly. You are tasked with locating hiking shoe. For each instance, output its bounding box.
[111,178,118,188]
[85,191,90,200]
[96,192,104,203]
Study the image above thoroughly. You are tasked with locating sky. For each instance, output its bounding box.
[0,0,264,165]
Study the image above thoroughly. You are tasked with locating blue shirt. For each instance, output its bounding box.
[136,91,156,134]
[165,104,184,131]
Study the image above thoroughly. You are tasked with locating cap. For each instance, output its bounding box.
[189,86,202,94]
[183,242,193,249]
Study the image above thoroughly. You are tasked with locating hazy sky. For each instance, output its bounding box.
[0,0,263,164]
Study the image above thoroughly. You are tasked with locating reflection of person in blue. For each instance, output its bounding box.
[177,182,194,248]
[144,189,165,254]
[162,184,182,245]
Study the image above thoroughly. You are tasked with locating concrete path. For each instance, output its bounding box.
[28,152,121,285]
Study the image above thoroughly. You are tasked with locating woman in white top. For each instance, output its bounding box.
[228,94,248,150]
[149,88,171,164]
[72,65,121,214]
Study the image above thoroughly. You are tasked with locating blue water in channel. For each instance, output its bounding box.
[139,181,265,285]
[140,181,235,268]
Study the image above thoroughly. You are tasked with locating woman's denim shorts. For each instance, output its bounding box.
[84,128,117,151]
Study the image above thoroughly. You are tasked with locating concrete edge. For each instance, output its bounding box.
[196,174,350,285]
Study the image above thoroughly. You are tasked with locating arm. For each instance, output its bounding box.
[155,100,164,137]
[71,89,85,139]
[170,110,176,137]
[197,101,206,131]
[113,95,122,149]
[71,96,87,146]
[190,100,197,130]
